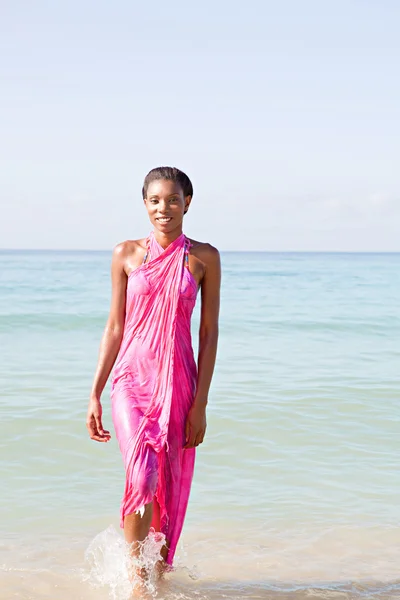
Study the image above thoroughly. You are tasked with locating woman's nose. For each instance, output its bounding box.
[158,200,168,213]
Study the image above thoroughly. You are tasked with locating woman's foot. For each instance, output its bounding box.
[155,558,168,580]
[128,566,150,598]
[127,551,149,593]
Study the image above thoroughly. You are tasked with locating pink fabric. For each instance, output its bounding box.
[111,232,198,565]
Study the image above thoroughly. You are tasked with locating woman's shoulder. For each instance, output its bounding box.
[112,239,147,275]
[113,238,147,257]
[187,238,220,265]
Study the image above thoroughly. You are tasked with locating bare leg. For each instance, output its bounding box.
[124,502,154,548]
[124,502,153,592]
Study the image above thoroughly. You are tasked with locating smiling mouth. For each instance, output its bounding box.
[156,217,172,223]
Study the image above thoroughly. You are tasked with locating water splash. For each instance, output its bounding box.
[83,525,167,599]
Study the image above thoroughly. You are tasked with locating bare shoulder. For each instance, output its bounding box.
[113,238,146,256]
[188,239,220,268]
[112,238,147,275]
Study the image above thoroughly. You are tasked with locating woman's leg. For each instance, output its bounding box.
[113,386,158,548]
[124,499,168,586]
[124,502,154,589]
[124,501,154,549]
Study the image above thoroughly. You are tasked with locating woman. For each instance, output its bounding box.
[86,166,220,574]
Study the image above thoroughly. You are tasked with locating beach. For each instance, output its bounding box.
[1,249,399,599]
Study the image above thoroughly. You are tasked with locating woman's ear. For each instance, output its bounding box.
[184,195,192,215]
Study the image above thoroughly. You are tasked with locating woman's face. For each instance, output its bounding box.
[144,179,191,234]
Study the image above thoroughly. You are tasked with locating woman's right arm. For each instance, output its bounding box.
[86,243,128,442]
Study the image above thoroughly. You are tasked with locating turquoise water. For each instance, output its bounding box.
[1,249,400,600]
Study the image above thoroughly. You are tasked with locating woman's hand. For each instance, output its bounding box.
[86,398,111,443]
[184,401,207,449]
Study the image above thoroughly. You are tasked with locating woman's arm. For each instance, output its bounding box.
[86,243,128,442]
[185,245,221,449]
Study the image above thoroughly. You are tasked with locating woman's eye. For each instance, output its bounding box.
[169,198,178,202]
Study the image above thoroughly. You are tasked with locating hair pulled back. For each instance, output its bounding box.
[142,166,193,200]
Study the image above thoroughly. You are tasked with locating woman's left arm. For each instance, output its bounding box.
[184,245,221,449]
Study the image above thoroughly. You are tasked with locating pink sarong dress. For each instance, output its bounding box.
[111,232,198,565]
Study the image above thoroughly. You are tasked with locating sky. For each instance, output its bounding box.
[1,0,399,251]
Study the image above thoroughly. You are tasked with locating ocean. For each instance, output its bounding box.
[1,248,399,600]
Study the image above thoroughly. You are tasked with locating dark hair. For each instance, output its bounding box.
[142,166,193,199]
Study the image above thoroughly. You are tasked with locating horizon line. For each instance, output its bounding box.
[1,248,400,254]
